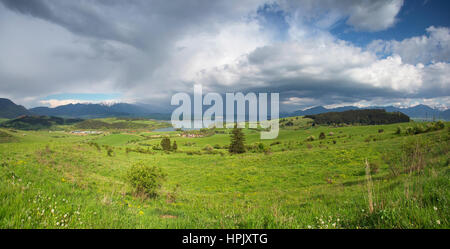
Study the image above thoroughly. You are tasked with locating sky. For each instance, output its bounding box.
[0,0,449,112]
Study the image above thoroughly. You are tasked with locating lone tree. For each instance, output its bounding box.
[161,137,171,151]
[229,123,246,154]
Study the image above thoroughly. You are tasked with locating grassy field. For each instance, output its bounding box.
[0,117,448,228]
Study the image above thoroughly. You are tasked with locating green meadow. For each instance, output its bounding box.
[0,117,448,228]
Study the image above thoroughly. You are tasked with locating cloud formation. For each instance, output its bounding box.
[0,0,448,111]
[368,26,450,64]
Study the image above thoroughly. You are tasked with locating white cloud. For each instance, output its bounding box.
[0,0,448,111]
[368,26,450,64]
[279,0,404,32]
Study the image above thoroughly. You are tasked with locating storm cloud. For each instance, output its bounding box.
[0,0,448,111]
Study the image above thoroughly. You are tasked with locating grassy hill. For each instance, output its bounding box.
[0,129,17,143]
[0,116,83,130]
[0,118,448,228]
[74,117,171,131]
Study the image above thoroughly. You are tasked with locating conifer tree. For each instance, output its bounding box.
[229,123,246,154]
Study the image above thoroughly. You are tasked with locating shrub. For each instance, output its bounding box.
[319,132,326,139]
[369,161,379,174]
[107,147,114,157]
[395,126,402,135]
[405,127,414,135]
[172,141,178,151]
[213,144,221,149]
[203,144,214,152]
[306,135,315,142]
[160,137,171,151]
[413,125,424,134]
[378,129,384,133]
[270,141,281,146]
[126,162,166,198]
[434,120,445,130]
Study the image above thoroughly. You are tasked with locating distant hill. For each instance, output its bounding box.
[305,109,410,125]
[30,103,171,119]
[0,98,31,118]
[290,105,449,120]
[0,115,83,130]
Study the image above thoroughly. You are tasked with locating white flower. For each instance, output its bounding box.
[307,225,312,229]
[433,206,438,211]
[51,209,54,213]
[436,220,441,225]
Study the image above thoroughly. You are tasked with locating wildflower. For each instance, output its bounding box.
[139,210,144,215]
[51,209,54,213]
[436,220,441,225]
[307,225,312,229]
[433,206,438,211]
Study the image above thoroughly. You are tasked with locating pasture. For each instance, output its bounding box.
[0,118,448,228]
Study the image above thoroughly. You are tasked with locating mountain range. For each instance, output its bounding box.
[0,98,31,118]
[0,98,449,120]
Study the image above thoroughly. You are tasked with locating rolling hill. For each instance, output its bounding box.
[290,105,449,120]
[0,115,83,130]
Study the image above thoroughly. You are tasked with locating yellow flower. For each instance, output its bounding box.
[139,210,144,215]
[61,178,66,182]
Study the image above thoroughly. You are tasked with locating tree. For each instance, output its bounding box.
[172,141,178,151]
[229,123,246,154]
[161,137,171,151]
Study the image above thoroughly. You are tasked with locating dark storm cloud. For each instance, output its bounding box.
[0,0,448,109]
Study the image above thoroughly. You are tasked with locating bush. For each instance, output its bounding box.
[405,127,414,135]
[306,135,315,141]
[270,141,281,146]
[369,161,379,174]
[172,141,178,151]
[319,132,326,139]
[203,144,214,152]
[413,125,424,134]
[378,129,384,133]
[126,162,166,198]
[160,137,171,151]
[434,121,445,130]
[107,147,114,157]
[395,126,402,135]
